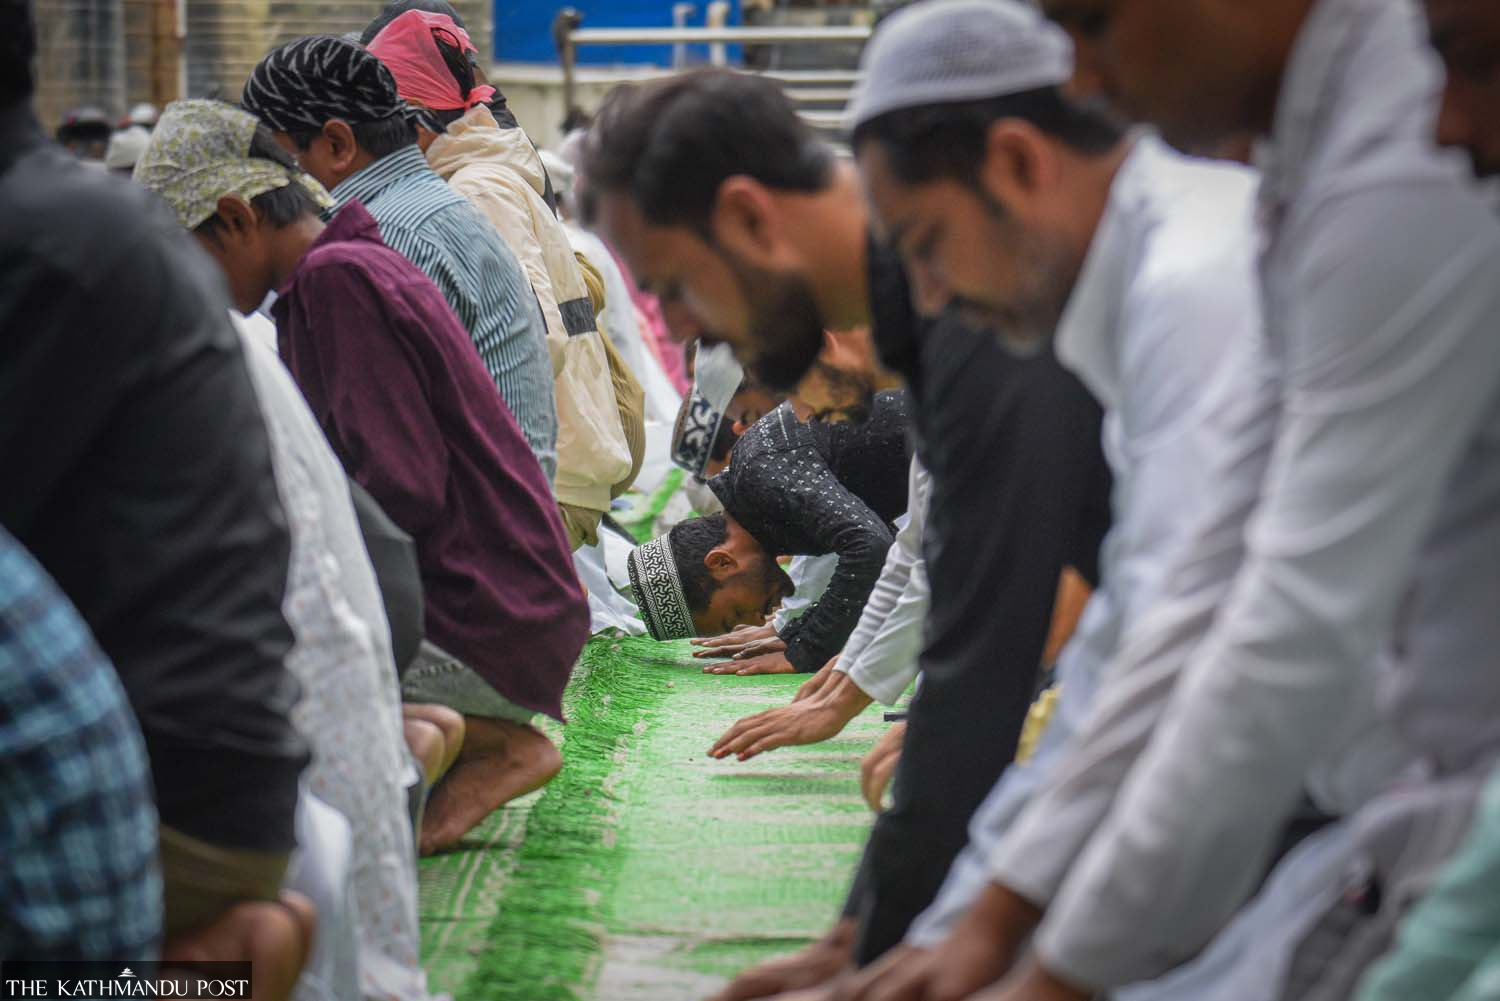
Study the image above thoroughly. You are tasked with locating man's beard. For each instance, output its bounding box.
[951,214,1080,358]
[753,551,797,603]
[717,251,828,391]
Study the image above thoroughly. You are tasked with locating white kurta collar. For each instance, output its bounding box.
[1053,134,1153,413]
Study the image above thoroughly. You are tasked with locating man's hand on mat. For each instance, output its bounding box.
[860,723,905,811]
[709,673,873,760]
[860,883,1041,1001]
[693,624,782,659]
[794,659,840,702]
[704,651,798,675]
[968,959,1091,1001]
[829,944,926,1001]
[706,918,857,1001]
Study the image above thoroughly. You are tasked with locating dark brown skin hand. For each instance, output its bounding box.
[710,672,873,760]
[703,651,799,676]
[794,659,840,702]
[840,883,1043,1001]
[706,918,859,1001]
[860,723,905,812]
[693,623,782,658]
[162,891,317,1001]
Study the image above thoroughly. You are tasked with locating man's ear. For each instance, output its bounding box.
[705,546,738,578]
[213,195,260,241]
[323,119,361,174]
[709,175,783,267]
[981,118,1055,206]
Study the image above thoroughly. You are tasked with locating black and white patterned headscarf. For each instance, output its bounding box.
[242,34,414,134]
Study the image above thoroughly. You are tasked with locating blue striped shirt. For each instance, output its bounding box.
[331,145,558,481]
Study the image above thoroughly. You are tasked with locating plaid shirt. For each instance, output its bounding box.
[330,145,559,481]
[0,529,161,959]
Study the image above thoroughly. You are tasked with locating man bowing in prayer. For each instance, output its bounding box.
[628,389,912,676]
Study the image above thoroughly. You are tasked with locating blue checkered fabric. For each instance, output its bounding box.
[0,529,162,959]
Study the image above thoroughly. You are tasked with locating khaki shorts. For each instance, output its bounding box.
[400,641,535,722]
[160,825,290,938]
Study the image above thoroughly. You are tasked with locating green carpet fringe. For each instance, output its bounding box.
[442,633,889,999]
[458,635,680,1001]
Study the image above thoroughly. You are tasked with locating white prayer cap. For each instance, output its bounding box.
[104,125,151,171]
[126,102,159,127]
[847,0,1073,131]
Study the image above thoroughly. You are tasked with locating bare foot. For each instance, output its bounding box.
[419,718,562,854]
[163,891,316,1001]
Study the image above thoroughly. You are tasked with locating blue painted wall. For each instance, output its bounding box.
[494,0,740,64]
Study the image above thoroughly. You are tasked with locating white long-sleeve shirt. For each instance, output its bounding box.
[1031,0,1500,988]
[233,315,433,1001]
[906,135,1273,945]
[835,457,931,706]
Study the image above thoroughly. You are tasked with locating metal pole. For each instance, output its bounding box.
[706,0,729,66]
[551,7,583,126]
[671,3,695,69]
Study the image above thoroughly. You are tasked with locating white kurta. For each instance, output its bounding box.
[835,457,931,706]
[1032,0,1500,988]
[906,135,1272,945]
[234,316,433,1001]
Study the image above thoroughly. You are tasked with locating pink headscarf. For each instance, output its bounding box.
[368,9,496,112]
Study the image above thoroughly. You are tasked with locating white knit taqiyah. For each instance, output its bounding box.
[846,0,1074,131]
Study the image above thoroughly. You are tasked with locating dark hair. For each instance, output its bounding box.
[195,120,324,243]
[583,68,835,233]
[709,416,739,463]
[668,513,730,613]
[426,30,478,131]
[285,114,417,159]
[360,0,465,45]
[851,87,1124,189]
[1,0,34,104]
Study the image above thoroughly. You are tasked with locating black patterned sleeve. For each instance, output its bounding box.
[773,454,897,672]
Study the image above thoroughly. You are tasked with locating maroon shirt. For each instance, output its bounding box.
[272,201,586,719]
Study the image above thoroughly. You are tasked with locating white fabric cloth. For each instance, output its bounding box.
[1116,764,1488,1001]
[1031,0,1500,987]
[234,314,433,1001]
[907,135,1272,945]
[834,457,931,706]
[286,791,361,1001]
[772,552,839,634]
[574,539,647,636]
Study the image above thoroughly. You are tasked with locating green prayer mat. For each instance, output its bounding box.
[417,635,892,1000]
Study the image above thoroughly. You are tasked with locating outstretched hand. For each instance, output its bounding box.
[703,651,799,676]
[693,624,784,659]
[793,659,840,702]
[710,670,873,760]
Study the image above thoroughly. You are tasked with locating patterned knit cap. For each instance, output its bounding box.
[243,34,416,134]
[134,99,333,229]
[627,536,696,641]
